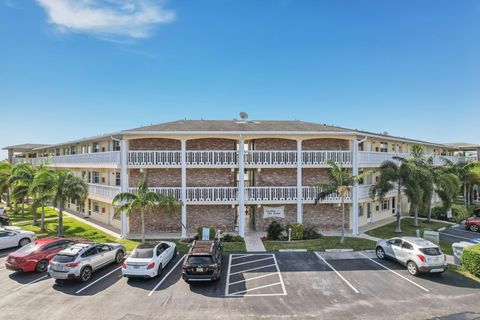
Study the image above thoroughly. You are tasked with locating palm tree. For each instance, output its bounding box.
[0,161,13,207]
[159,195,185,236]
[370,160,408,233]
[445,160,480,207]
[36,170,88,237]
[30,165,54,230]
[112,173,162,244]
[8,163,35,219]
[314,160,369,244]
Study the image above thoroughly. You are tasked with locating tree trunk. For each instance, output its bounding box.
[6,190,10,207]
[413,206,419,227]
[427,202,432,224]
[58,207,64,237]
[41,205,46,231]
[395,185,402,233]
[21,200,25,219]
[32,204,38,226]
[141,208,145,244]
[464,183,467,207]
[340,198,345,245]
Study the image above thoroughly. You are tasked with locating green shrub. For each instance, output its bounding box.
[267,221,284,240]
[303,226,322,239]
[462,244,480,276]
[431,206,446,220]
[222,234,244,242]
[451,204,471,223]
[286,223,304,240]
[197,226,216,240]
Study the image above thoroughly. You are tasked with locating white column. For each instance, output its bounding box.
[181,139,187,238]
[120,139,129,238]
[351,140,359,236]
[238,138,245,237]
[296,139,303,224]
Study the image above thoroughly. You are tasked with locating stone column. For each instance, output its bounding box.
[296,139,303,224]
[238,138,245,237]
[181,139,187,238]
[120,139,129,238]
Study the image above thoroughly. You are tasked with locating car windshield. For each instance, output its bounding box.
[420,247,442,256]
[53,254,77,263]
[15,243,38,255]
[131,248,154,259]
[187,256,214,265]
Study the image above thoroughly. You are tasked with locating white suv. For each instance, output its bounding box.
[375,237,447,276]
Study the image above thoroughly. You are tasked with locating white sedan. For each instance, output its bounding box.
[0,227,37,250]
[122,241,177,278]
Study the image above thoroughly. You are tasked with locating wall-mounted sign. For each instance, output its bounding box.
[263,206,285,219]
[202,227,210,240]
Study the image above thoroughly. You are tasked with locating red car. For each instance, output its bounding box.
[465,217,480,232]
[5,238,85,272]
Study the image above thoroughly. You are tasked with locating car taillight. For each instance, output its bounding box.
[417,254,426,263]
[147,262,155,270]
[122,262,126,269]
[66,262,80,267]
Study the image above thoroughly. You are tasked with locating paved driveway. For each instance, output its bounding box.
[440,223,480,243]
[0,249,479,320]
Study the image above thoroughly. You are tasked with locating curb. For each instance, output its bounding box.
[278,249,307,252]
[325,248,354,253]
[438,227,446,232]
[362,249,375,253]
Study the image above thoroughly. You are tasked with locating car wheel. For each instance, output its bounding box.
[35,259,49,273]
[469,224,479,232]
[407,261,419,276]
[18,238,31,247]
[157,264,163,277]
[376,246,386,260]
[115,251,124,264]
[79,267,92,282]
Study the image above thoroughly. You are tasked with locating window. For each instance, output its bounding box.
[113,140,121,151]
[97,245,111,253]
[391,197,396,214]
[82,247,98,257]
[382,199,390,211]
[93,202,100,213]
[115,172,121,186]
[92,171,100,184]
[93,142,100,153]
[387,239,402,247]
[71,146,77,155]
[358,204,364,216]
[379,142,388,153]
[401,241,413,250]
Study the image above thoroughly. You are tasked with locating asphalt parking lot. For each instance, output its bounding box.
[440,223,480,243]
[1,248,480,320]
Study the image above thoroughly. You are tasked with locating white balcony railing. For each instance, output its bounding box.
[88,184,121,200]
[245,186,297,202]
[302,186,348,202]
[128,187,237,203]
[14,152,121,168]
[128,151,182,166]
[359,151,466,167]
[302,151,352,165]
[187,151,237,166]
[245,151,297,165]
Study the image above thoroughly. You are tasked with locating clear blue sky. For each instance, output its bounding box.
[1,0,479,159]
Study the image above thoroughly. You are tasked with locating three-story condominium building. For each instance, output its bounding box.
[5,119,477,239]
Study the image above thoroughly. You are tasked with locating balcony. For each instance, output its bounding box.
[127,150,237,168]
[14,152,121,168]
[358,151,466,167]
[88,184,121,202]
[128,187,237,204]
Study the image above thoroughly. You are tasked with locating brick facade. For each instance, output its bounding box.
[252,204,347,231]
[187,138,236,150]
[253,138,296,150]
[187,168,234,187]
[128,205,235,233]
[302,168,329,186]
[129,168,181,187]
[303,138,350,150]
[255,168,296,186]
[129,138,180,150]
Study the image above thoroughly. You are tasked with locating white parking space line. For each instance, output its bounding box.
[229,264,277,276]
[230,282,282,296]
[231,254,256,260]
[224,254,233,297]
[441,233,472,241]
[314,252,360,294]
[228,272,278,286]
[271,254,287,296]
[148,254,185,297]
[75,266,122,294]
[358,252,429,292]
[12,275,49,292]
[230,256,274,267]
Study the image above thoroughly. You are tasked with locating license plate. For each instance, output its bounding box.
[431,268,444,273]
[133,265,140,269]
[196,267,204,272]
[9,258,15,263]
[52,265,66,272]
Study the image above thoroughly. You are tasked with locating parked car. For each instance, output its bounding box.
[0,215,10,226]
[122,241,177,278]
[48,242,125,282]
[465,217,480,232]
[375,237,447,276]
[182,240,223,282]
[5,238,87,272]
[0,227,36,250]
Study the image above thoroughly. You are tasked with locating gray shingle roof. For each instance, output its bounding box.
[2,143,50,151]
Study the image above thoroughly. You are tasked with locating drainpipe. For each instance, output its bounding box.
[352,136,368,236]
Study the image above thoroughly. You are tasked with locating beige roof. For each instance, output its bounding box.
[2,143,50,151]
[123,120,355,133]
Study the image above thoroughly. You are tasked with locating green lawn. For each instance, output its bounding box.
[365,218,451,239]
[439,240,454,255]
[7,206,58,223]
[18,217,140,251]
[448,264,480,283]
[263,237,376,252]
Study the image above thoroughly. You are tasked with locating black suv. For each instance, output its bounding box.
[182,240,223,282]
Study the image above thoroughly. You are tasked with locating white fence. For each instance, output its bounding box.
[88,184,121,200]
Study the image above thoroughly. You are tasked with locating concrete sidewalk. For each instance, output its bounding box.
[244,231,266,252]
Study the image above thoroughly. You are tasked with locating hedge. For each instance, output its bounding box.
[462,244,480,276]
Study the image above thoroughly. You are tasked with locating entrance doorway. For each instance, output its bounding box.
[367,203,373,223]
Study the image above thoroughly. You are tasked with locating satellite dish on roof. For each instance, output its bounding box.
[239,112,248,120]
